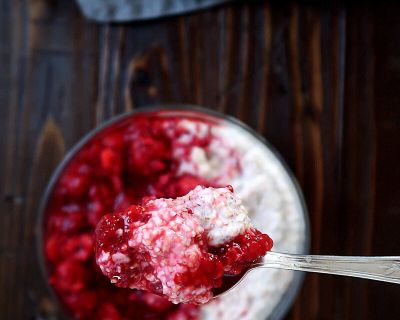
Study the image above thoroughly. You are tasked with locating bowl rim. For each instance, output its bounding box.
[36,104,311,320]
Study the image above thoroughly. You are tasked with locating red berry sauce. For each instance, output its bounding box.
[42,112,271,319]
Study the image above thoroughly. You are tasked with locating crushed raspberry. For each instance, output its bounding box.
[210,229,274,274]
[127,136,170,175]
[100,148,122,174]
[64,291,98,318]
[59,164,92,199]
[50,261,90,292]
[138,292,173,312]
[95,187,273,304]
[63,234,94,262]
[167,304,199,320]
[95,302,121,320]
[42,113,242,319]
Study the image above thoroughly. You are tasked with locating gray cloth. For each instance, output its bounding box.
[76,0,232,22]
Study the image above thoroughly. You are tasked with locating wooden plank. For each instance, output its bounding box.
[256,4,272,135]
[1,0,27,317]
[368,4,400,319]
[339,7,377,320]
[0,0,98,318]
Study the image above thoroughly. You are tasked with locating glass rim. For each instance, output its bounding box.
[36,104,311,320]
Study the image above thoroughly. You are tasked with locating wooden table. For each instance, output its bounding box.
[1,0,400,319]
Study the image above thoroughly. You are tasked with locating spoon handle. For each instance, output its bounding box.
[257,251,400,284]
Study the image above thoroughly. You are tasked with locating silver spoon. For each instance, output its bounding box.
[213,251,400,298]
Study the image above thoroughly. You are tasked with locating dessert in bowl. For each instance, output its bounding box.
[38,106,309,319]
[95,185,274,305]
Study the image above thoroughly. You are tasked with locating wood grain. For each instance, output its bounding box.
[1,1,400,319]
[256,4,272,135]
[24,117,65,319]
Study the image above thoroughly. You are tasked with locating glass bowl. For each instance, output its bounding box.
[37,105,310,320]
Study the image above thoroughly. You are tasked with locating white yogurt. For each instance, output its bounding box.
[183,186,252,246]
[177,120,307,320]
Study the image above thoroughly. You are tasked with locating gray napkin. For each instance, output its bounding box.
[76,0,232,22]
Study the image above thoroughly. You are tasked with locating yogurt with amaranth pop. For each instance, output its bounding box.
[42,110,307,320]
[179,120,307,320]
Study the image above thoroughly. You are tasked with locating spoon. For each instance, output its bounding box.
[213,251,400,298]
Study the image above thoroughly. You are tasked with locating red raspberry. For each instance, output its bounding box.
[102,131,124,149]
[51,261,89,292]
[139,292,172,312]
[87,200,106,228]
[63,291,97,319]
[212,229,273,274]
[167,304,199,320]
[113,190,136,212]
[96,303,121,320]
[95,213,125,253]
[101,148,122,174]
[60,164,91,198]
[63,233,93,262]
[47,211,86,234]
[172,175,208,197]
[89,183,114,208]
[45,234,60,262]
[127,136,169,175]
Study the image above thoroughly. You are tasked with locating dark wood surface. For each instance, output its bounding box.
[1,0,400,319]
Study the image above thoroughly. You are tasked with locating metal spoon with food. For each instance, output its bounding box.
[95,186,400,305]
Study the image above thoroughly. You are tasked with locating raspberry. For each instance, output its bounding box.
[88,183,114,208]
[87,200,106,227]
[113,190,136,212]
[51,261,89,292]
[167,304,199,320]
[45,234,60,262]
[47,211,86,234]
[95,214,124,253]
[63,291,97,319]
[63,233,93,262]
[139,292,172,312]
[211,229,273,274]
[102,131,124,149]
[127,136,169,175]
[101,148,122,174]
[96,303,121,320]
[60,164,91,198]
